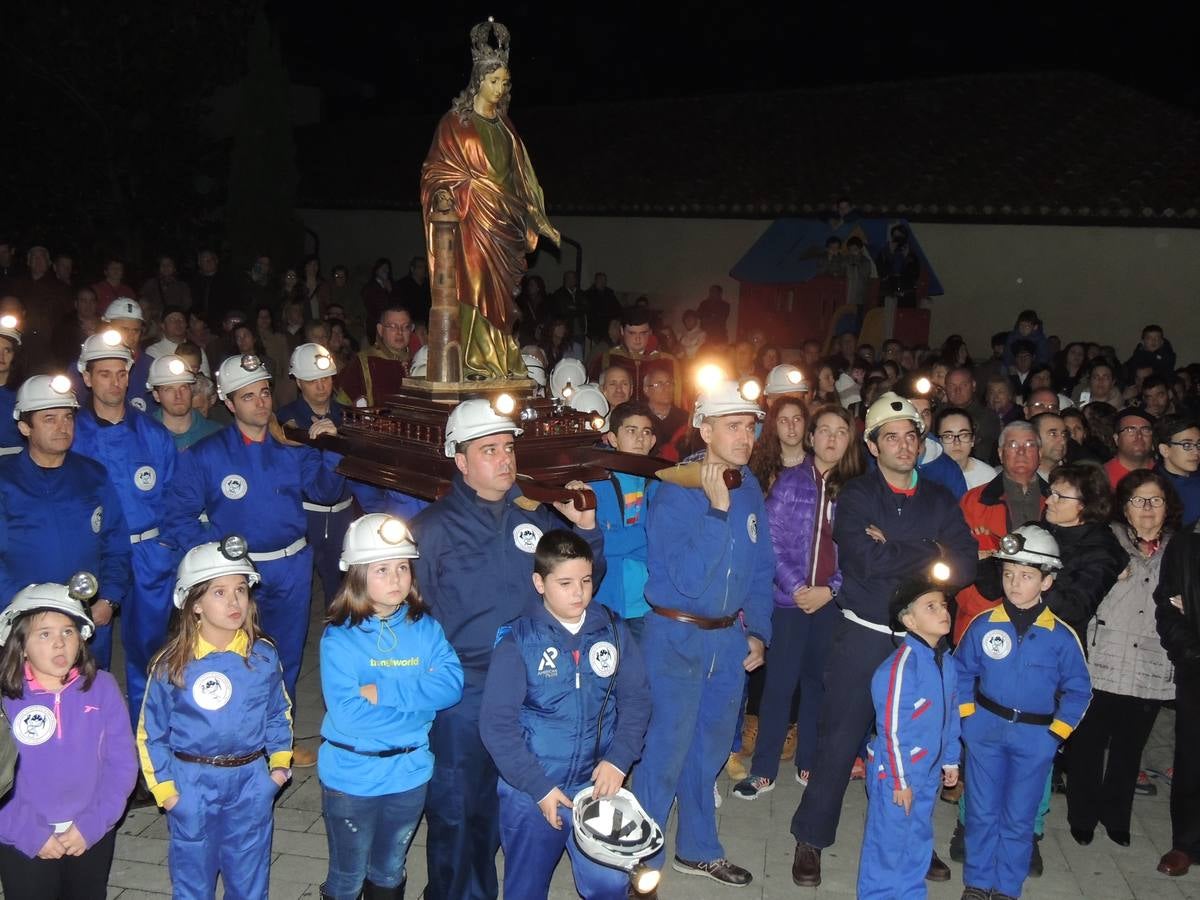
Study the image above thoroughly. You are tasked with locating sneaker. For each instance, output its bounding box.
[740,714,759,756]
[850,757,866,780]
[780,723,797,761]
[713,781,722,809]
[960,889,990,900]
[725,751,749,782]
[732,776,775,800]
[796,769,810,786]
[949,820,966,863]
[672,855,753,886]
[1146,766,1174,785]
[1135,770,1158,796]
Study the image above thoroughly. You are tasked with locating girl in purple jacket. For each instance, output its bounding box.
[0,578,138,900]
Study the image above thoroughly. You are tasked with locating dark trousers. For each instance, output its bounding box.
[424,697,500,900]
[751,604,837,779]
[790,616,894,848]
[1172,671,1200,856]
[0,827,117,900]
[1066,689,1160,834]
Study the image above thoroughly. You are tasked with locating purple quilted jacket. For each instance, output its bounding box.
[766,455,843,609]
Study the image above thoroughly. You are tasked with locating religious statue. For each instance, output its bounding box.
[420,17,560,380]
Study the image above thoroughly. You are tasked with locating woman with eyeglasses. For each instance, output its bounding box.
[1066,470,1179,848]
[933,407,997,490]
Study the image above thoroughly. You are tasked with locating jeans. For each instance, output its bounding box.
[322,783,427,900]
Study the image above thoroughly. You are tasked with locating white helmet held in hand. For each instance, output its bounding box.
[443,398,523,457]
[101,297,143,323]
[521,353,547,387]
[216,353,272,401]
[13,374,79,418]
[339,514,419,571]
[0,314,22,346]
[864,391,925,439]
[691,379,766,428]
[572,787,665,893]
[764,364,808,396]
[76,330,133,373]
[147,355,196,389]
[0,573,98,646]
[289,343,337,381]
[173,536,261,608]
[994,524,1063,571]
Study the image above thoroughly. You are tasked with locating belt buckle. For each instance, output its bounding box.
[1008,708,1022,723]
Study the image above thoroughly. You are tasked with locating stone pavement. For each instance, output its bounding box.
[90,594,1196,899]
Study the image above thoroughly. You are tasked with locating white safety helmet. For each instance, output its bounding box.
[572,787,665,892]
[521,353,547,387]
[216,353,272,401]
[764,364,808,396]
[289,342,337,381]
[339,514,419,571]
[993,524,1063,571]
[0,573,98,646]
[76,329,133,373]
[146,355,196,389]
[409,344,429,378]
[691,379,766,428]
[864,391,925,439]
[13,374,79,418]
[173,536,261,608]
[835,372,861,407]
[443,398,523,457]
[567,384,609,417]
[0,314,21,346]
[101,297,144,323]
[549,358,588,401]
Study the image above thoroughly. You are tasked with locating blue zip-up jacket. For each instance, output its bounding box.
[479,601,650,802]
[72,404,177,535]
[1163,468,1200,529]
[867,634,961,791]
[0,450,131,607]
[586,472,658,620]
[956,602,1092,741]
[833,468,976,628]
[644,466,775,643]
[318,609,463,796]
[411,473,606,691]
[163,423,346,554]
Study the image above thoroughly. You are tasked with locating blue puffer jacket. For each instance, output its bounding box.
[480,601,650,802]
[587,472,658,620]
[766,455,842,609]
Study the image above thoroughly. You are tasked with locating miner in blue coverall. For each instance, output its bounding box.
[67,298,155,412]
[162,353,345,768]
[956,524,1092,900]
[72,329,179,730]
[637,379,775,889]
[858,572,961,899]
[0,374,131,666]
[411,398,604,900]
[0,315,25,455]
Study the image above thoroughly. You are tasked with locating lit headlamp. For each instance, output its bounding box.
[68,571,99,603]
[220,534,249,561]
[377,518,409,545]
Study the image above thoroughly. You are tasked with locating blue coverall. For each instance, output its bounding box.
[163,423,346,701]
[138,632,293,900]
[411,472,605,900]
[0,449,132,667]
[0,387,21,454]
[956,603,1092,898]
[638,466,775,868]
[73,404,178,726]
[858,635,961,899]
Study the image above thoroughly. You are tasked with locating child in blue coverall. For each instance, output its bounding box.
[480,530,652,900]
[955,525,1092,899]
[858,572,960,899]
[138,539,294,900]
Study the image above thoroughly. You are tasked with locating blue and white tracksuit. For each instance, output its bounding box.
[137,632,293,900]
[955,603,1092,897]
[0,450,131,667]
[858,635,961,899]
[637,467,775,867]
[163,424,347,701]
[73,404,179,726]
[410,473,606,900]
[480,601,651,900]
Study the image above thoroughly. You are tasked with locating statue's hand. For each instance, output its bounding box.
[432,189,455,214]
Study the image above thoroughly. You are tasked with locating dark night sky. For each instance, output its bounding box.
[274,3,1200,117]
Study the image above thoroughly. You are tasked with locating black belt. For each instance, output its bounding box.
[976,692,1054,726]
[650,604,738,630]
[323,738,419,758]
[174,749,263,767]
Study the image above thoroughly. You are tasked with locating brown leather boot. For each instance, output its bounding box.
[792,842,821,886]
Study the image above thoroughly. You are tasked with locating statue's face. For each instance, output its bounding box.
[478,67,511,106]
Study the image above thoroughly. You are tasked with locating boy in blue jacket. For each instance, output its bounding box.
[587,401,660,640]
[480,530,651,900]
[858,570,961,899]
[956,524,1092,900]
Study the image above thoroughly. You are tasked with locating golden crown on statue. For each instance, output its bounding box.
[470,17,510,67]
